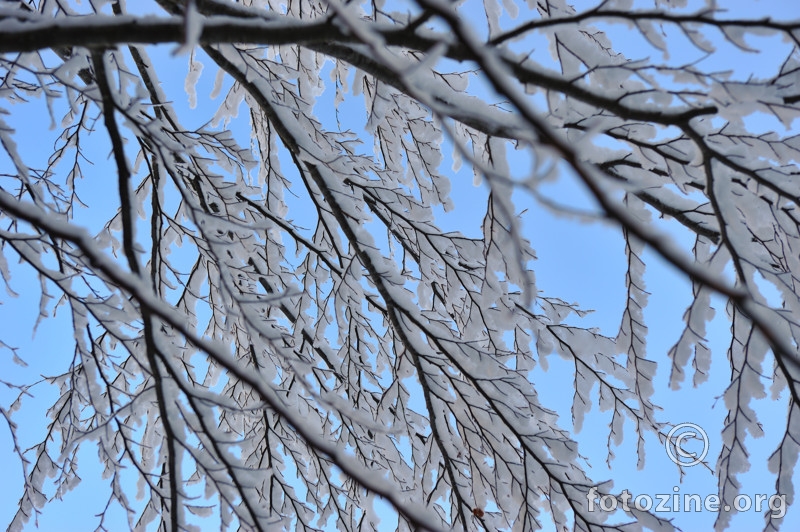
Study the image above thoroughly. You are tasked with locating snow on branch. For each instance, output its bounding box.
[2,0,800,530]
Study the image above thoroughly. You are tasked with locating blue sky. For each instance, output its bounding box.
[3,0,800,530]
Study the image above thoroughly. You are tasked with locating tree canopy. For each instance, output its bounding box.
[1,0,800,530]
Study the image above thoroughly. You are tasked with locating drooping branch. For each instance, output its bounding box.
[0,187,449,532]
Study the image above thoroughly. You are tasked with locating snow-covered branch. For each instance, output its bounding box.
[2,0,800,530]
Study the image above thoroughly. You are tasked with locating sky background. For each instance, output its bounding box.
[2,0,800,530]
